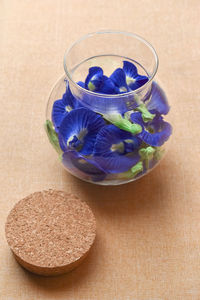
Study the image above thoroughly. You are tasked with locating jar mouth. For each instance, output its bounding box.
[63,30,159,98]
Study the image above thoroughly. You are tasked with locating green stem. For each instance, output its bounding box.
[103,113,142,135]
[139,146,155,170]
[136,104,155,123]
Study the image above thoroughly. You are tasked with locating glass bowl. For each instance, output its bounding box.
[45,31,172,185]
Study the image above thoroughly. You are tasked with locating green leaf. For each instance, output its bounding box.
[136,104,155,123]
[44,120,63,155]
[103,113,142,135]
[139,146,155,169]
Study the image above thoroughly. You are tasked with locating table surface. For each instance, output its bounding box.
[1,1,200,299]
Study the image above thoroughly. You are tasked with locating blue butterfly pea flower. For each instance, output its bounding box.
[110,68,129,93]
[85,67,104,92]
[62,150,106,182]
[58,108,105,155]
[130,111,172,147]
[98,75,117,94]
[84,61,149,95]
[139,122,171,147]
[85,67,117,94]
[146,81,170,115]
[93,124,141,173]
[129,111,145,126]
[123,61,148,91]
[52,83,82,132]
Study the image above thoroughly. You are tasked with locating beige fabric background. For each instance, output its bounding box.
[0,0,200,299]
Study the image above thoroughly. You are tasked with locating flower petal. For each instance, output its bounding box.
[148,114,164,131]
[98,76,117,94]
[85,66,104,91]
[138,120,172,146]
[128,75,148,90]
[146,81,170,115]
[110,68,129,93]
[123,61,148,90]
[52,83,82,131]
[62,87,73,107]
[77,81,85,88]
[58,108,105,155]
[94,152,140,174]
[123,60,138,78]
[130,111,145,127]
[94,124,141,154]
[94,125,140,173]
[62,150,107,181]
[52,99,68,131]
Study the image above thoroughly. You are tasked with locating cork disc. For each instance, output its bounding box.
[5,190,96,276]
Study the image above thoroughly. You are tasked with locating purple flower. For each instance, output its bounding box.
[84,61,149,95]
[52,82,82,132]
[93,125,141,173]
[146,81,170,115]
[130,112,172,147]
[123,60,148,90]
[62,150,106,182]
[58,108,105,155]
[110,68,129,93]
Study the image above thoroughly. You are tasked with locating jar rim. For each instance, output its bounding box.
[63,30,159,98]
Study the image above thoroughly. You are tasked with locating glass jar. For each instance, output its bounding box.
[45,31,172,185]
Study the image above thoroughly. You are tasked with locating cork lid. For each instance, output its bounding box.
[5,190,96,276]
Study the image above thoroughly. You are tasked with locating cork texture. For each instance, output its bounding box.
[5,190,96,276]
